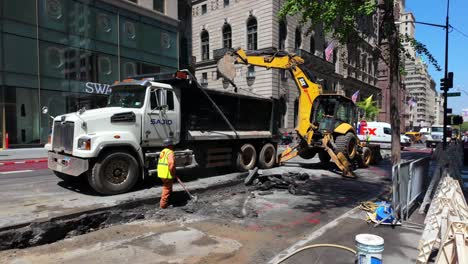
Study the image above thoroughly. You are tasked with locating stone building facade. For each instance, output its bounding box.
[191,0,381,130]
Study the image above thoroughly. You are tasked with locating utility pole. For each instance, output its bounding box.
[442,0,450,149]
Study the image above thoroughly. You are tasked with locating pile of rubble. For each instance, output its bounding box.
[244,168,313,195]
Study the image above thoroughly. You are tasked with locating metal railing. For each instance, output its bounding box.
[392,157,430,220]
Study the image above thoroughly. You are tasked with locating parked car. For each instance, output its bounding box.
[357,121,411,150]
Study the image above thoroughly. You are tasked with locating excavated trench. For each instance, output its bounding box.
[0,181,256,251]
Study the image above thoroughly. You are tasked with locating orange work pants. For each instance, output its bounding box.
[160,178,173,209]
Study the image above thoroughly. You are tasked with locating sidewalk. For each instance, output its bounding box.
[0,148,48,161]
[270,207,425,264]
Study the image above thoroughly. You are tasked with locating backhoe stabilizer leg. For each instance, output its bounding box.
[322,136,356,178]
[277,144,300,164]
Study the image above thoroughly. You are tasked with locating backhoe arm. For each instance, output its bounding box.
[227,48,322,144]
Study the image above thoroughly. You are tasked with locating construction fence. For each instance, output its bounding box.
[416,143,467,264]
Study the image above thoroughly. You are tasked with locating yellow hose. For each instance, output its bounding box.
[273,243,357,264]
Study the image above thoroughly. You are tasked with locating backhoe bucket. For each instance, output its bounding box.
[217,54,237,82]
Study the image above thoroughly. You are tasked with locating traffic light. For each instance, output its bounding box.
[447,72,454,89]
[449,115,464,125]
[440,72,454,91]
[440,78,447,91]
[453,115,463,125]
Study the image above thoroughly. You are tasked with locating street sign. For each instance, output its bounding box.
[447,108,452,114]
[447,92,461,97]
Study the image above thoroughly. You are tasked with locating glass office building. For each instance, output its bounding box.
[0,0,179,147]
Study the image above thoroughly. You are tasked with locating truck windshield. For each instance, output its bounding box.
[431,127,444,133]
[107,85,146,108]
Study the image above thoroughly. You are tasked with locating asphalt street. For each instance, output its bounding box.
[0,145,432,264]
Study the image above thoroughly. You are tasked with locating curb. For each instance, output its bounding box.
[0,159,48,166]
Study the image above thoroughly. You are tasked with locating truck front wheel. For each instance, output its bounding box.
[235,144,257,172]
[89,152,140,195]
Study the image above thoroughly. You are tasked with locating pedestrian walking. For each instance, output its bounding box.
[158,138,176,209]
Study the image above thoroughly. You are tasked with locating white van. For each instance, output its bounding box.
[357,121,411,150]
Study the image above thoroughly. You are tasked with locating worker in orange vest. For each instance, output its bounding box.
[158,138,176,209]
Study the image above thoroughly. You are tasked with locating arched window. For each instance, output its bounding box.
[279,20,287,50]
[247,17,257,50]
[201,30,209,60]
[310,35,315,55]
[222,23,232,48]
[294,27,302,50]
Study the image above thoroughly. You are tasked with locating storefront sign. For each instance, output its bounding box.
[85,82,112,95]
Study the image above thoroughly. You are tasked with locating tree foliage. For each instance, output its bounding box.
[400,35,442,71]
[357,99,380,121]
[278,0,376,43]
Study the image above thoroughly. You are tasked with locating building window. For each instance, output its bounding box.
[310,36,315,55]
[247,16,257,50]
[153,0,164,13]
[224,0,229,7]
[279,20,287,50]
[222,23,232,48]
[201,30,209,60]
[201,72,208,86]
[294,27,302,50]
[201,4,207,15]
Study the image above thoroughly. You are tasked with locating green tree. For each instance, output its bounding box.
[357,99,380,121]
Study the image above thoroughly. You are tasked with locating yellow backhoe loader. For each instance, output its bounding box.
[218,48,375,177]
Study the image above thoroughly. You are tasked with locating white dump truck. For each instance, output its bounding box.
[45,70,280,195]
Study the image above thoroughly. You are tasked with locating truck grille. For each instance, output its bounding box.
[52,121,74,153]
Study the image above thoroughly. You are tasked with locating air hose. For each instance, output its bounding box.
[273,243,357,264]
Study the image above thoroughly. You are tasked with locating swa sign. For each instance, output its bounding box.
[85,82,112,95]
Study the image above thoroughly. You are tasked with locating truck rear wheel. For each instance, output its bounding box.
[89,152,140,195]
[258,143,276,169]
[235,144,257,172]
[335,132,357,160]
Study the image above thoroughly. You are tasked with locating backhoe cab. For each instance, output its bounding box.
[217,48,373,177]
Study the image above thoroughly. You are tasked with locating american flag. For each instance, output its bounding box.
[351,90,359,103]
[325,41,335,62]
[407,97,417,107]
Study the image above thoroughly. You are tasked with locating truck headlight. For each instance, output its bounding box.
[77,137,91,150]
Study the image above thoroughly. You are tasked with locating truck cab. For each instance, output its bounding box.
[46,77,192,195]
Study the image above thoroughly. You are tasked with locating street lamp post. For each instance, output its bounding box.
[442,0,450,150]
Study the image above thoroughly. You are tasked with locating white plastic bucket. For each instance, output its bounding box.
[355,234,384,264]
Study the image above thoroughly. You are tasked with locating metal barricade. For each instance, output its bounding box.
[392,157,430,220]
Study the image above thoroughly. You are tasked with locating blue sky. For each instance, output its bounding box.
[405,0,468,114]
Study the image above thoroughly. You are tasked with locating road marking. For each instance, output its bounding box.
[268,206,360,264]
[0,170,33,174]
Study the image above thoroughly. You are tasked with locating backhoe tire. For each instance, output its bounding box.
[88,151,140,195]
[360,147,372,167]
[298,148,317,159]
[258,143,276,169]
[318,150,331,164]
[235,144,257,172]
[335,132,358,160]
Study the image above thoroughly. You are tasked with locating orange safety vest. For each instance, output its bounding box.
[157,148,174,179]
